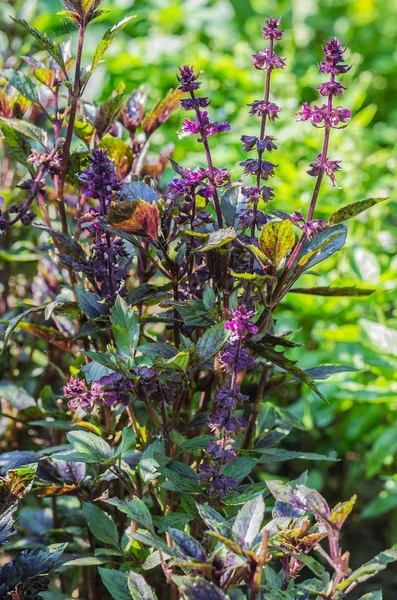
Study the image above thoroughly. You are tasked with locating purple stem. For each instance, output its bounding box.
[190,92,223,229]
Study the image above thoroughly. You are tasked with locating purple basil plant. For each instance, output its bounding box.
[0,5,394,600]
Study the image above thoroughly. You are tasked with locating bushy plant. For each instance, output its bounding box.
[0,2,395,599]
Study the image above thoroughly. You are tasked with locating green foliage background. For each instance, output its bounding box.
[1,0,397,594]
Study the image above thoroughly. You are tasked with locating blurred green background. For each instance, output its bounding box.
[1,0,397,594]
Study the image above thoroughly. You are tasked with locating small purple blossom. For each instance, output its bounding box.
[79,149,121,202]
[225,305,258,335]
[248,100,281,120]
[262,17,284,40]
[240,158,277,180]
[252,49,286,70]
[307,155,342,186]
[178,111,230,140]
[176,65,201,92]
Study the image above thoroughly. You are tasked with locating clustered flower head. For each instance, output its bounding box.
[63,373,133,412]
[178,110,230,140]
[290,211,327,239]
[239,17,284,231]
[176,66,230,142]
[168,165,230,204]
[225,305,259,335]
[79,149,122,204]
[296,37,351,188]
[199,305,256,496]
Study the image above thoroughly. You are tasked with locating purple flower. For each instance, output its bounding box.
[317,81,345,96]
[319,38,351,75]
[252,49,286,70]
[98,372,134,406]
[79,149,121,203]
[63,377,86,399]
[130,366,158,401]
[219,346,255,371]
[177,65,201,92]
[225,305,258,335]
[303,219,327,239]
[240,158,277,180]
[75,235,129,299]
[248,100,281,120]
[307,155,342,186]
[210,474,236,495]
[178,111,230,140]
[262,17,284,40]
[180,97,210,111]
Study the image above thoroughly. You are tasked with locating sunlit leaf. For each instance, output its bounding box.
[142,88,183,137]
[328,197,388,225]
[259,219,295,267]
[91,16,136,72]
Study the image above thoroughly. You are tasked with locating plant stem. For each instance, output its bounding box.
[243,364,269,449]
[58,24,85,235]
[251,37,274,235]
[249,529,270,600]
[190,92,223,229]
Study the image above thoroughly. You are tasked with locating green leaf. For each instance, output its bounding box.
[196,321,230,362]
[168,529,206,562]
[173,576,228,600]
[115,426,136,459]
[0,117,47,146]
[337,549,397,590]
[166,351,190,373]
[0,382,36,409]
[111,296,139,360]
[11,18,67,74]
[366,426,397,477]
[233,495,265,546]
[81,361,114,382]
[66,430,113,463]
[203,285,216,311]
[290,286,375,296]
[196,227,236,252]
[221,482,269,506]
[247,340,326,401]
[357,593,382,600]
[290,365,358,381]
[139,439,164,483]
[362,486,397,520]
[105,497,154,533]
[0,122,31,167]
[94,93,127,139]
[0,69,40,106]
[63,556,107,566]
[296,224,347,271]
[99,568,131,600]
[158,513,194,533]
[195,504,232,538]
[75,285,109,319]
[259,220,295,266]
[291,553,326,579]
[128,571,159,600]
[223,456,257,483]
[0,544,67,596]
[137,343,177,361]
[0,463,37,544]
[91,16,135,72]
[180,435,216,450]
[132,530,178,557]
[256,448,337,462]
[328,197,388,225]
[83,502,119,547]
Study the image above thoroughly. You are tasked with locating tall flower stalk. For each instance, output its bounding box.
[176,66,230,229]
[240,18,285,236]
